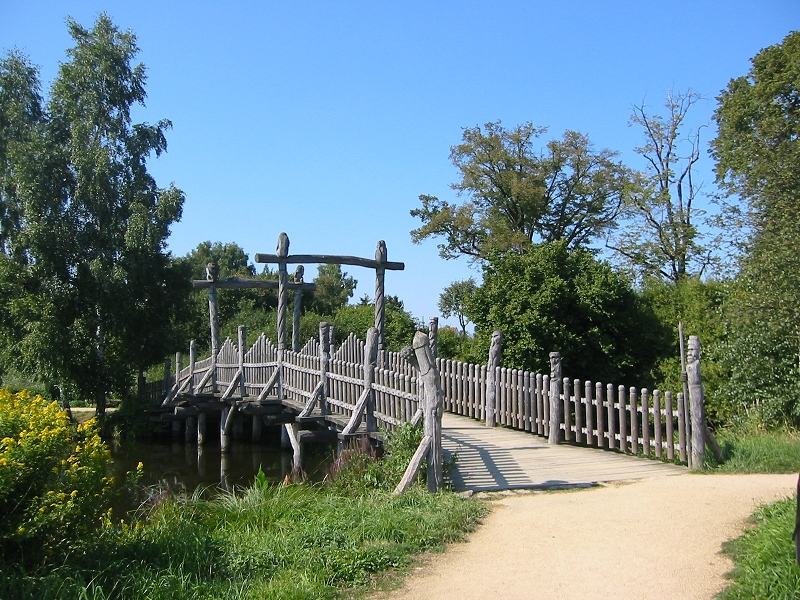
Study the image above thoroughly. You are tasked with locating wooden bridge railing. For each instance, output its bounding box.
[154,325,705,467]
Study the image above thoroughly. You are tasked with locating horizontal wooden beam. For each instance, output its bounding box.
[253,253,405,271]
[192,277,317,291]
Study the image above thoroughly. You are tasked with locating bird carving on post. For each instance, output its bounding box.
[206,262,219,282]
[293,265,304,284]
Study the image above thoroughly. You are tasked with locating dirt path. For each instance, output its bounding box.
[378,473,797,600]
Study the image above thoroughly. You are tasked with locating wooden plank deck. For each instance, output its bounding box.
[442,413,686,492]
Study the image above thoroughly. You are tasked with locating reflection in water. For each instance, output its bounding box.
[110,436,336,515]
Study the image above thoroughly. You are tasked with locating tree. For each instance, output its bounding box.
[711,32,800,424]
[467,242,668,386]
[308,263,357,315]
[438,278,476,335]
[0,15,187,412]
[411,123,631,261]
[609,90,717,283]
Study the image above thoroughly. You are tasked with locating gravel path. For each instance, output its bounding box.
[378,473,796,600]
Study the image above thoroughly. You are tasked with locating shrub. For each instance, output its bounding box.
[0,389,121,565]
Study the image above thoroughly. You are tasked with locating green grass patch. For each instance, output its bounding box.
[719,496,800,599]
[0,423,487,599]
[709,427,800,473]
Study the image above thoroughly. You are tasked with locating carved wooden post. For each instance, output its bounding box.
[175,352,183,388]
[429,317,439,361]
[374,241,387,367]
[485,330,502,427]
[276,233,289,399]
[687,336,706,469]
[401,332,444,493]
[548,352,563,445]
[364,327,379,432]
[319,322,330,415]
[206,262,220,393]
[292,265,304,352]
[679,322,693,466]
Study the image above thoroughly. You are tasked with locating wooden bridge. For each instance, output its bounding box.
[150,233,700,492]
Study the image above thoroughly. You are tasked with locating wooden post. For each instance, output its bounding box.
[679,322,693,466]
[251,413,262,442]
[677,392,687,463]
[403,331,444,493]
[185,415,197,443]
[276,233,289,399]
[175,352,183,389]
[630,387,639,454]
[429,317,439,361]
[606,383,616,450]
[188,340,196,395]
[374,241,387,367]
[585,380,594,446]
[687,335,707,469]
[485,330,502,427]
[319,322,330,415]
[197,412,206,445]
[618,385,627,453]
[220,406,230,452]
[654,390,662,458]
[364,327,379,432]
[163,358,171,397]
[238,326,247,397]
[548,352,562,445]
[206,262,220,393]
[292,265,304,352]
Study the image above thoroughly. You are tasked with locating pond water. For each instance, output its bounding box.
[108,431,337,515]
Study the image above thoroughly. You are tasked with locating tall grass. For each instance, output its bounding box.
[1,424,487,599]
[709,427,800,473]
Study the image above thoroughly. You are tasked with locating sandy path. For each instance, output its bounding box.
[379,473,797,600]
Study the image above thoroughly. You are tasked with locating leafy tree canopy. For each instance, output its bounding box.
[467,242,667,386]
[711,31,800,425]
[438,279,477,335]
[411,122,632,261]
[308,263,357,316]
[0,15,187,408]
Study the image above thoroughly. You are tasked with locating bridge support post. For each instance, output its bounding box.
[687,336,707,470]
[548,352,563,444]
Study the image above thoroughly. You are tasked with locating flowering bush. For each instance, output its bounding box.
[0,389,120,564]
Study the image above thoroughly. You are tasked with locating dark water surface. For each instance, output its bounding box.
[108,435,337,515]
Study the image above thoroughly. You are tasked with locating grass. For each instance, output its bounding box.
[709,426,800,473]
[0,425,488,599]
[718,496,800,600]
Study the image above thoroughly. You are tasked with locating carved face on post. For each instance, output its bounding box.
[688,336,701,363]
[293,265,304,284]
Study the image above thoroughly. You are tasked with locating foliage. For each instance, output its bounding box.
[306,263,357,316]
[411,122,631,261]
[710,426,800,473]
[332,298,420,352]
[0,389,122,566]
[177,241,275,351]
[609,90,719,282]
[438,278,477,334]
[718,496,800,600]
[711,31,800,426]
[468,242,668,386]
[641,277,733,426]
[0,422,486,599]
[0,15,188,409]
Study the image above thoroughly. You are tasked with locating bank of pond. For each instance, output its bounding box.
[0,390,486,599]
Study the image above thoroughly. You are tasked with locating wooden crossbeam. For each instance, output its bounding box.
[253,253,404,271]
[192,277,316,291]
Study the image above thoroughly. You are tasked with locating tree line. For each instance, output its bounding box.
[424,31,800,428]
[1,16,797,429]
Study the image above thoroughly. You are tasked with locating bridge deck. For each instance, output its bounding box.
[442,413,686,492]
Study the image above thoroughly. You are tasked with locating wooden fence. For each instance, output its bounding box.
[152,328,691,462]
[437,358,691,462]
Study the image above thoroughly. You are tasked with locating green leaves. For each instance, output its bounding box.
[412,121,631,261]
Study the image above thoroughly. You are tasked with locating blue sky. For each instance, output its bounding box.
[1,1,797,328]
